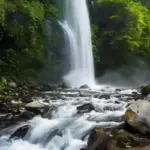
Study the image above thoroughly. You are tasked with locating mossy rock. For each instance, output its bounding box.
[141,84,150,95]
[117,136,137,148]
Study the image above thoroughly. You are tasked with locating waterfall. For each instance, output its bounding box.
[59,0,95,87]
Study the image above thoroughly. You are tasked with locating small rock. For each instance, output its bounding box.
[115,100,120,104]
[115,89,122,92]
[20,110,35,119]
[80,84,90,89]
[8,82,17,88]
[62,82,70,89]
[132,92,138,95]
[98,94,111,99]
[43,100,50,103]
[77,103,95,113]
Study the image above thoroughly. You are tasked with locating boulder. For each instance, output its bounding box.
[86,128,150,150]
[80,84,90,89]
[87,129,113,150]
[77,103,95,113]
[125,100,150,134]
[141,84,150,95]
[25,101,49,115]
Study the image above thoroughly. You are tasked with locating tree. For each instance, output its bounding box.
[91,0,150,74]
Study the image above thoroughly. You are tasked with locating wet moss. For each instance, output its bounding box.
[117,136,137,148]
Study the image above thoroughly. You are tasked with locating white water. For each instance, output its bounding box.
[60,0,95,87]
[0,86,138,150]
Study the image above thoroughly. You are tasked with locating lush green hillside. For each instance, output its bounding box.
[0,0,62,80]
[90,0,150,75]
[1,0,150,80]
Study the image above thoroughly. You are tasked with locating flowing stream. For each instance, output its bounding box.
[59,0,95,87]
[0,86,138,150]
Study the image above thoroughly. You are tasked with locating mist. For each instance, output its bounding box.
[96,58,150,87]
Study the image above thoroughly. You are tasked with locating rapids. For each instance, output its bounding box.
[0,86,139,150]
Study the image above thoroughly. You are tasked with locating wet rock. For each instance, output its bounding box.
[87,129,113,150]
[141,84,150,96]
[25,101,49,115]
[113,94,122,98]
[10,125,30,139]
[77,103,95,113]
[98,94,111,99]
[86,128,150,150]
[115,100,120,104]
[125,100,150,134]
[62,82,70,89]
[116,89,122,92]
[132,92,138,95]
[20,110,35,119]
[80,84,90,89]
[43,99,50,103]
[58,82,70,89]
[8,82,17,88]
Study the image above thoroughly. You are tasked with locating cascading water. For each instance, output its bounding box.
[59,0,95,87]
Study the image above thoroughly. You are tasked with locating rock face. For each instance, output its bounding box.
[25,101,49,115]
[125,100,150,134]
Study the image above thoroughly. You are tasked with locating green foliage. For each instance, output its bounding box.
[0,0,60,80]
[0,77,12,104]
[91,0,150,74]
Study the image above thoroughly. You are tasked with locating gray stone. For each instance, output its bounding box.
[25,101,49,115]
[77,103,95,113]
[125,100,150,134]
[80,84,90,89]
[8,82,17,88]
[20,110,35,119]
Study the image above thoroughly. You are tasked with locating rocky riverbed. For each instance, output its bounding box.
[0,79,150,150]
